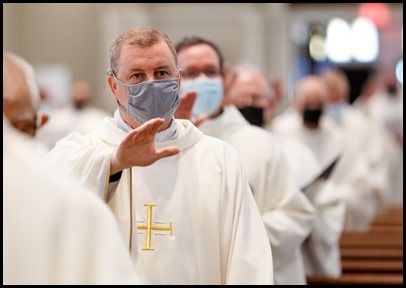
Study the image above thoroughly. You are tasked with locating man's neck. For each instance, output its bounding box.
[114,109,176,141]
[209,107,224,119]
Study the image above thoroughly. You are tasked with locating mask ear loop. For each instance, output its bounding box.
[106,69,114,76]
[107,69,130,115]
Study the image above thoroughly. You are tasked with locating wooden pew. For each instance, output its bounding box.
[371,205,403,226]
[307,274,403,285]
[306,205,403,285]
[340,233,403,248]
[340,247,403,259]
[368,226,403,234]
[372,216,403,226]
[341,259,403,273]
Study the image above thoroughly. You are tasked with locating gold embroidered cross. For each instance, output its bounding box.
[136,204,172,251]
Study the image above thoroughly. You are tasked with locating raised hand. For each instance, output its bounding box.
[110,118,180,175]
[174,91,197,120]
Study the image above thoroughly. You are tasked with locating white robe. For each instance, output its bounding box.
[359,90,403,204]
[36,105,110,151]
[199,105,316,285]
[276,135,345,277]
[300,179,345,277]
[278,137,320,188]
[326,104,391,213]
[47,116,274,285]
[3,122,141,285]
[272,110,376,231]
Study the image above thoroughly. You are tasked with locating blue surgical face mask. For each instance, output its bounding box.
[180,77,223,117]
[112,72,180,124]
[325,101,347,124]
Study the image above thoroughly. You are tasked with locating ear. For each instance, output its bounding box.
[107,75,118,99]
[178,67,182,86]
[38,113,50,128]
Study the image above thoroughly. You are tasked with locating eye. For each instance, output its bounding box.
[131,73,143,79]
[205,69,220,78]
[156,70,169,77]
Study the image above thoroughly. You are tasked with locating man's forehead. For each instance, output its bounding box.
[118,45,176,69]
[4,72,29,101]
[178,45,219,65]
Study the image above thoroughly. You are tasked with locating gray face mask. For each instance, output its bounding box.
[111,72,180,124]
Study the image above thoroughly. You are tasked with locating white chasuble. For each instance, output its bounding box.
[47,116,274,285]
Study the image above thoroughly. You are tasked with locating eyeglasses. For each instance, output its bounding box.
[10,112,46,137]
[182,68,221,79]
[10,117,38,137]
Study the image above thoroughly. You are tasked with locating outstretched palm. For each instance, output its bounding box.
[111,118,180,174]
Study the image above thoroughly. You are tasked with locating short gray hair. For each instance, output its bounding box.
[3,51,40,110]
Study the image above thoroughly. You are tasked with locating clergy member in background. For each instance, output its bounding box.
[321,68,390,214]
[36,79,110,151]
[46,27,274,285]
[272,75,374,232]
[3,51,145,285]
[225,64,322,188]
[176,36,315,285]
[3,120,144,285]
[3,52,49,138]
[354,67,403,204]
[211,62,345,278]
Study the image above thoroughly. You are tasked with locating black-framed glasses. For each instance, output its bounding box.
[182,68,220,79]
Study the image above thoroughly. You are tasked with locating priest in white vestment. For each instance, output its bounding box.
[321,68,391,213]
[47,28,274,285]
[3,51,144,285]
[3,52,49,139]
[36,80,110,151]
[272,76,376,231]
[354,71,403,204]
[3,120,143,285]
[276,135,344,277]
[175,41,315,285]
[220,65,345,278]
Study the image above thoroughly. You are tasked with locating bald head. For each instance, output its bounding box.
[3,52,40,136]
[227,65,273,109]
[321,68,349,104]
[72,80,92,110]
[294,76,328,112]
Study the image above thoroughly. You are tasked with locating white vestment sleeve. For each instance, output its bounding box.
[47,131,114,201]
[220,147,274,285]
[254,144,315,284]
[302,180,346,276]
[4,123,141,285]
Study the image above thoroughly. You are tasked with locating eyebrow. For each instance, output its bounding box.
[127,65,172,74]
[154,65,172,71]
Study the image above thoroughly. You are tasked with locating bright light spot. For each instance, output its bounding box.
[309,34,327,61]
[326,18,352,63]
[351,17,379,62]
[396,59,403,85]
[358,3,390,28]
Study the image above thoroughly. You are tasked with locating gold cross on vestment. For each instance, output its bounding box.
[136,204,172,251]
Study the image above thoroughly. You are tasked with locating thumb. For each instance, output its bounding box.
[155,146,180,160]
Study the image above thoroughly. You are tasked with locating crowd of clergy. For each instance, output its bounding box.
[3,27,402,285]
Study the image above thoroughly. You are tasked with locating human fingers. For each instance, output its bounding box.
[128,118,165,139]
[154,146,180,160]
[175,91,197,119]
[193,114,210,127]
[182,91,197,108]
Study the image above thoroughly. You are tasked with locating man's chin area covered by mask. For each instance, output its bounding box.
[238,106,265,127]
[302,107,323,129]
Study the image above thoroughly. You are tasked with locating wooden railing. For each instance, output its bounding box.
[307,204,403,285]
